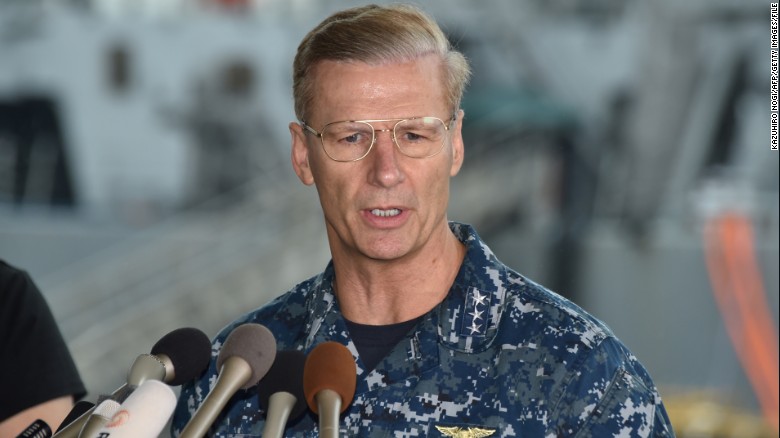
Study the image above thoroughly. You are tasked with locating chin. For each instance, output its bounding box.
[360,239,413,261]
[363,247,408,262]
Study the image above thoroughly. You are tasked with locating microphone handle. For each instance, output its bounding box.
[78,414,111,438]
[78,399,121,438]
[55,401,94,433]
[316,389,342,438]
[179,357,252,438]
[261,392,297,438]
[52,383,131,438]
[78,415,111,438]
[51,409,93,438]
[54,353,166,438]
[15,419,51,438]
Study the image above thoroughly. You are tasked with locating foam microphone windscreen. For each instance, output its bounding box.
[303,342,357,414]
[178,324,276,438]
[216,323,277,389]
[150,327,212,385]
[257,350,308,419]
[96,380,176,438]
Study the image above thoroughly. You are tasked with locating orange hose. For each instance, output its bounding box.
[725,216,779,388]
[703,212,779,431]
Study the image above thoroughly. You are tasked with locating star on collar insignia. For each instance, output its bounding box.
[435,425,496,437]
[472,290,488,306]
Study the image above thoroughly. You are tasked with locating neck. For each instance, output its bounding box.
[332,225,466,325]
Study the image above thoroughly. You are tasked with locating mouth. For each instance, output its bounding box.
[369,208,402,217]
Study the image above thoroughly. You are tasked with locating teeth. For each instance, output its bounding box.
[370,208,401,217]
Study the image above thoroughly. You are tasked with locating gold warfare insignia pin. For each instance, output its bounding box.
[435,425,496,437]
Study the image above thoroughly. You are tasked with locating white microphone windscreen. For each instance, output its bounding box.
[96,380,176,438]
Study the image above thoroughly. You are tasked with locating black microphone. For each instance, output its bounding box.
[15,419,50,438]
[150,327,213,386]
[303,342,357,438]
[257,350,308,438]
[179,323,277,438]
[114,326,211,397]
[52,327,211,438]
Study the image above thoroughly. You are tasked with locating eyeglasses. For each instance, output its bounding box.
[301,115,456,162]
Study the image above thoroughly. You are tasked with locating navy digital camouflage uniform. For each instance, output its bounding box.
[171,222,675,437]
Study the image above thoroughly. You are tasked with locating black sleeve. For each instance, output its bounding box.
[0,260,87,421]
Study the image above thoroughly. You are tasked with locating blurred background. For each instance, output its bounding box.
[1,0,777,436]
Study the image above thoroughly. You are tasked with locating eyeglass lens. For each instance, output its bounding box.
[321,117,446,161]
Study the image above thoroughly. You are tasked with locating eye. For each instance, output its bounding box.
[340,132,365,144]
[401,131,425,142]
[398,127,437,144]
[324,122,373,148]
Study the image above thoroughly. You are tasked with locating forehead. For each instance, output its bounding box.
[307,54,447,124]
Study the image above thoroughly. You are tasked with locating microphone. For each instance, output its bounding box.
[77,399,121,438]
[303,342,357,438]
[179,323,277,438]
[52,327,211,438]
[150,327,213,386]
[257,350,308,438]
[15,419,50,438]
[94,379,177,438]
[117,326,212,397]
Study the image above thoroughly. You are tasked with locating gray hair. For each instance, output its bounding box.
[292,4,471,121]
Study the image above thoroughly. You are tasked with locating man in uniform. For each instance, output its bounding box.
[172,4,675,437]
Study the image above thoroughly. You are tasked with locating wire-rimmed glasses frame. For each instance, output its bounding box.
[300,115,456,162]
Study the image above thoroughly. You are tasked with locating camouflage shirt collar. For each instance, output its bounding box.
[436,222,507,353]
[302,222,507,355]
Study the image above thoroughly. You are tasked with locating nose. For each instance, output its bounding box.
[367,128,404,188]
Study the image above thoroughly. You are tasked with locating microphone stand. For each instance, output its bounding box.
[316,389,342,438]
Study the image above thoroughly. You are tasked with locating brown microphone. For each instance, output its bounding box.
[303,342,357,438]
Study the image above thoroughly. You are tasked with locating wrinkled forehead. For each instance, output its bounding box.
[305,56,449,124]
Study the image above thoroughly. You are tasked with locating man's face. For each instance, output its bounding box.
[289,54,464,263]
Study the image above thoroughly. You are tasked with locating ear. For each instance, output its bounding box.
[449,109,465,177]
[290,122,315,186]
